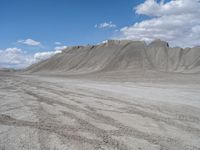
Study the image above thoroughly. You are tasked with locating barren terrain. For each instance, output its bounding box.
[1,40,200,149]
[0,72,200,150]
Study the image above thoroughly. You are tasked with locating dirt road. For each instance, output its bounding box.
[0,74,200,150]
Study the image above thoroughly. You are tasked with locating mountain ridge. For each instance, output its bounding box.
[25,39,200,74]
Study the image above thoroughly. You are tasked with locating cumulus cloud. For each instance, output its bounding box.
[135,0,200,16]
[0,46,64,68]
[33,45,68,63]
[101,40,109,44]
[119,0,200,47]
[54,46,68,51]
[0,48,32,68]
[95,21,117,29]
[4,48,22,53]
[18,38,41,46]
[32,50,62,64]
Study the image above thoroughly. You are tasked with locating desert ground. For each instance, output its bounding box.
[0,71,200,150]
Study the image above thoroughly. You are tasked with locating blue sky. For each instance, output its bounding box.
[0,0,200,68]
[0,0,144,51]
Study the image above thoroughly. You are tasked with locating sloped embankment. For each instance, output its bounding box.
[26,40,200,74]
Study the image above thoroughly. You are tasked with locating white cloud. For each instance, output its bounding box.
[101,40,109,44]
[0,48,32,68]
[54,46,68,51]
[0,46,63,68]
[54,42,62,45]
[18,38,41,46]
[119,0,200,47]
[95,21,117,29]
[4,47,22,53]
[135,0,200,16]
[31,50,62,63]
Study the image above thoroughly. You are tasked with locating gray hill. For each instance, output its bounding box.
[26,39,200,74]
[1,40,200,149]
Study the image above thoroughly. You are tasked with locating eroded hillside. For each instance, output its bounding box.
[26,40,200,74]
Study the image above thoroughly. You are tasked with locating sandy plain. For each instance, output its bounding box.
[0,71,200,150]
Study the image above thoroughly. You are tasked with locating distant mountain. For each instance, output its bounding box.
[25,39,200,74]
